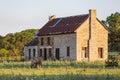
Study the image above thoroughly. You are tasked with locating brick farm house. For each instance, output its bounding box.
[24,9,109,61]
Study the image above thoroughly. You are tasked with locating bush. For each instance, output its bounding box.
[0,49,10,57]
[105,56,119,67]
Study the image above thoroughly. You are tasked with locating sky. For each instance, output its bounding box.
[0,0,120,36]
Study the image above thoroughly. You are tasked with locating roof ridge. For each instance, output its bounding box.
[58,14,89,19]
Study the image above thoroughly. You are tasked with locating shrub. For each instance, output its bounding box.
[105,56,119,67]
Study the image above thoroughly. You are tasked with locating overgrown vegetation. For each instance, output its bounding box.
[0,61,120,80]
[0,29,38,56]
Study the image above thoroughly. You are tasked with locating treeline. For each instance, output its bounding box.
[0,29,38,57]
[102,12,120,52]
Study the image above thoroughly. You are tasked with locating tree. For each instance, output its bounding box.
[0,29,38,56]
[0,35,3,48]
[106,12,120,32]
[102,12,120,51]
[0,49,10,57]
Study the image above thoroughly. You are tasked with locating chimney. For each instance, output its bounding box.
[49,15,56,20]
[88,9,97,61]
[89,9,96,22]
[89,9,97,39]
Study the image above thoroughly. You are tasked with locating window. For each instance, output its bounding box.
[82,47,88,58]
[28,49,31,60]
[44,48,47,60]
[33,49,36,57]
[41,37,44,45]
[39,49,42,57]
[55,48,60,60]
[47,37,51,45]
[67,47,70,57]
[48,48,52,57]
[98,48,103,58]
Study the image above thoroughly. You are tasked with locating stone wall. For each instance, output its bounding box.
[53,33,76,60]
[75,18,89,61]
[89,20,108,61]
[88,10,108,61]
[75,9,108,61]
[24,46,38,61]
[38,33,76,60]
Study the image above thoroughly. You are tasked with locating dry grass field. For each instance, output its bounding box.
[0,61,120,80]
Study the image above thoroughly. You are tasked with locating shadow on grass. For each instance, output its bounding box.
[0,73,120,80]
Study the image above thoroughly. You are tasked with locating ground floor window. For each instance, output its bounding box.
[82,47,88,58]
[48,48,52,57]
[44,48,47,60]
[38,48,52,60]
[67,47,70,57]
[39,49,42,57]
[98,48,103,58]
[55,48,60,60]
[28,49,31,60]
[33,49,36,57]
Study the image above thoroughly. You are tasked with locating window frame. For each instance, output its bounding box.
[98,48,103,58]
[41,37,44,45]
[39,49,42,57]
[67,47,70,57]
[33,48,36,57]
[47,37,51,45]
[48,48,52,57]
[28,49,31,60]
[82,47,88,58]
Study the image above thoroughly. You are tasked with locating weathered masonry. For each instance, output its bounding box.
[24,9,109,61]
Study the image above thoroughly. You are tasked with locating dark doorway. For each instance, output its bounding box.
[55,48,60,60]
[44,48,47,60]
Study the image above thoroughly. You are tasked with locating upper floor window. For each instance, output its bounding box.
[41,37,44,45]
[47,37,51,45]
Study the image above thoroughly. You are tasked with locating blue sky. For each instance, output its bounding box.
[0,0,120,36]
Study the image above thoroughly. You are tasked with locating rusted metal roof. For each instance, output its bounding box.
[38,14,89,36]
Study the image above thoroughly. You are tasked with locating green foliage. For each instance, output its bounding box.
[106,12,120,32]
[0,49,9,57]
[102,12,120,51]
[0,35,3,48]
[105,57,119,67]
[0,29,38,56]
[108,52,120,56]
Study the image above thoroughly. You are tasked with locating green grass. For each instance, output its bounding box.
[0,56,22,62]
[0,61,120,80]
[108,52,120,56]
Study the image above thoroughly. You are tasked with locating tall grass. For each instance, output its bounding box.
[108,52,120,56]
[0,61,120,80]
